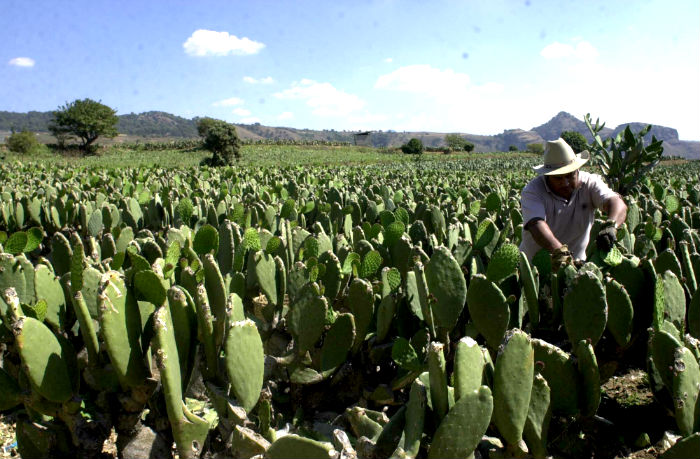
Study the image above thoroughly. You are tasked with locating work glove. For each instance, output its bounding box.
[596,220,618,252]
[551,245,573,272]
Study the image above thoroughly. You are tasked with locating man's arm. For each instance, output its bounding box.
[601,194,627,228]
[525,219,564,252]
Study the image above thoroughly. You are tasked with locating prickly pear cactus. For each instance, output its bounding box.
[14,316,73,403]
[153,306,210,459]
[493,329,534,448]
[402,379,427,459]
[453,336,485,401]
[519,251,540,327]
[563,271,607,349]
[345,278,374,353]
[224,319,265,412]
[523,373,551,459]
[424,246,466,332]
[467,274,509,349]
[605,278,634,347]
[289,283,327,354]
[320,313,355,373]
[670,346,700,436]
[428,386,493,459]
[266,434,335,459]
[532,338,580,416]
[98,271,149,388]
[576,340,601,417]
[486,243,520,284]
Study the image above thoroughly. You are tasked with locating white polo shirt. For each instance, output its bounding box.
[519,171,618,261]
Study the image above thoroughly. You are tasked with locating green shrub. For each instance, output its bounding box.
[526,143,544,154]
[508,145,518,152]
[197,118,241,166]
[560,131,588,153]
[585,114,664,195]
[401,138,424,155]
[6,129,40,155]
[463,141,475,152]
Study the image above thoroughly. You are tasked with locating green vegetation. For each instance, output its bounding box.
[560,130,589,153]
[585,113,665,195]
[197,117,241,166]
[445,133,475,152]
[401,137,424,155]
[49,98,119,153]
[526,142,544,154]
[0,139,697,458]
[5,129,40,155]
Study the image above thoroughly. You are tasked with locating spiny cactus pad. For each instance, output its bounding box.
[576,340,601,417]
[532,338,580,415]
[493,329,534,447]
[605,278,634,347]
[670,346,700,436]
[428,385,493,459]
[454,336,485,401]
[14,316,73,403]
[486,243,520,284]
[563,271,607,349]
[225,319,265,413]
[523,373,551,459]
[467,274,509,349]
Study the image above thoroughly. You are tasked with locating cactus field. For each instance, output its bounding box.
[0,150,699,458]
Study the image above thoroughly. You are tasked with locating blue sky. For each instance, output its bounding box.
[2,0,699,139]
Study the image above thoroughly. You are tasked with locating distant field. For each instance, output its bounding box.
[1,142,539,168]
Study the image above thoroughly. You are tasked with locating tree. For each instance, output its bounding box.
[445,134,474,152]
[49,99,118,153]
[401,138,424,155]
[6,129,40,155]
[560,130,588,153]
[526,143,544,154]
[197,118,241,166]
[445,133,465,150]
[508,145,519,152]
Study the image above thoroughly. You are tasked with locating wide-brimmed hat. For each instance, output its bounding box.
[533,138,590,175]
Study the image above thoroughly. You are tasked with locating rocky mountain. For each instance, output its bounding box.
[1,109,698,159]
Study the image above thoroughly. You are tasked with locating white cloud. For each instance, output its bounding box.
[212,97,244,107]
[243,76,274,84]
[540,40,598,60]
[384,58,393,63]
[8,57,35,67]
[183,29,265,56]
[277,112,294,120]
[240,117,261,124]
[232,108,251,116]
[375,64,502,101]
[274,79,365,117]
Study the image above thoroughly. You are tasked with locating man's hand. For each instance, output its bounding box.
[551,245,573,271]
[596,220,617,252]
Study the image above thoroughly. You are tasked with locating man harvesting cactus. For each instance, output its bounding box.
[520,138,627,267]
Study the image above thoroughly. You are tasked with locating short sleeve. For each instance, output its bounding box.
[588,174,618,208]
[521,183,546,227]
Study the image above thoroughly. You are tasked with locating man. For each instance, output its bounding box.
[520,138,627,267]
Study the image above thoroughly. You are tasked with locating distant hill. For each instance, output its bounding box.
[1,109,698,159]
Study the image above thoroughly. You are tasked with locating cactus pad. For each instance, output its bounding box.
[428,386,493,459]
[467,274,510,349]
[563,271,607,349]
[493,329,534,447]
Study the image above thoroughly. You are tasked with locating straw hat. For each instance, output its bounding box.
[533,138,590,175]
